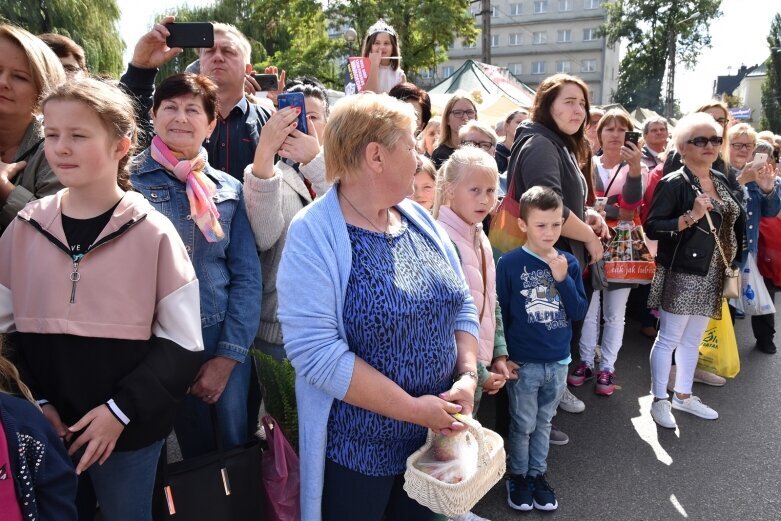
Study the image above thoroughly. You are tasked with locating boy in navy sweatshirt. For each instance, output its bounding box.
[496,187,587,512]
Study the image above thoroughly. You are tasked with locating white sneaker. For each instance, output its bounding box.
[672,395,719,420]
[449,513,491,521]
[651,399,677,429]
[558,387,585,413]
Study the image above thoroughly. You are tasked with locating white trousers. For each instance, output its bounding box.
[578,288,632,373]
[649,310,710,399]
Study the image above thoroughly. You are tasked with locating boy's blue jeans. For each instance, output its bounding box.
[507,362,567,477]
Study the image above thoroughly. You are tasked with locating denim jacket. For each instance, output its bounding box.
[131,148,262,362]
[744,179,781,258]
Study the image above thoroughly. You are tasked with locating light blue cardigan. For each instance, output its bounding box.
[276,186,480,520]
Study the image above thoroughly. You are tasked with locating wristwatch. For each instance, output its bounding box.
[454,370,478,383]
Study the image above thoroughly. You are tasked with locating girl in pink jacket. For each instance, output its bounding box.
[434,147,515,406]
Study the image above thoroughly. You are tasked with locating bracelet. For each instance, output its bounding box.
[454,371,478,383]
[683,210,698,228]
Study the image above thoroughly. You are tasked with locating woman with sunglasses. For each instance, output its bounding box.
[644,112,745,430]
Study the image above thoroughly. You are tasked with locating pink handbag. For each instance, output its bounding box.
[261,416,300,521]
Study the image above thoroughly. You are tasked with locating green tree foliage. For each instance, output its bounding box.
[155,0,338,86]
[0,0,124,76]
[601,0,722,112]
[326,0,478,80]
[760,13,781,133]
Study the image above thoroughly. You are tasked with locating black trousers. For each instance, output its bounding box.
[751,277,778,342]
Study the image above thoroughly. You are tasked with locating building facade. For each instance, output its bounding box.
[428,0,619,104]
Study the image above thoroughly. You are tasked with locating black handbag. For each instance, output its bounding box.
[153,406,265,521]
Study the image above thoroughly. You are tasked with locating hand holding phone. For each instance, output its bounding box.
[624,131,641,146]
[277,92,308,135]
[752,152,769,169]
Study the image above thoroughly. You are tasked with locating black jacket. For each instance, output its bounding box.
[645,166,746,276]
[507,120,588,267]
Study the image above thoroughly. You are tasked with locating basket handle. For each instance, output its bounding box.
[425,415,491,469]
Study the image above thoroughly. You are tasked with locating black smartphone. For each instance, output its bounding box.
[252,74,279,92]
[624,131,641,146]
[277,92,308,135]
[165,22,214,49]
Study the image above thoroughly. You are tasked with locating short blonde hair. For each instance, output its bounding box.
[458,120,498,146]
[433,146,498,218]
[674,112,723,153]
[209,23,252,63]
[417,155,437,182]
[757,130,776,146]
[728,123,757,144]
[0,24,66,114]
[324,93,416,182]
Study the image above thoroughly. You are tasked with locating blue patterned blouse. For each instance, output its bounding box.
[325,216,468,476]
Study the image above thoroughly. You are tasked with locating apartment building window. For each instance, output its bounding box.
[532,31,547,44]
[443,66,454,78]
[533,0,548,14]
[556,60,571,73]
[509,63,523,75]
[581,59,596,72]
[532,61,546,75]
[491,5,498,16]
[510,3,522,15]
[464,39,477,49]
[585,0,602,9]
[509,33,522,46]
[557,29,571,43]
[421,68,434,79]
[491,34,500,47]
[583,28,598,41]
[559,0,573,11]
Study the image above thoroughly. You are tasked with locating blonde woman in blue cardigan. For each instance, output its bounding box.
[277,93,480,521]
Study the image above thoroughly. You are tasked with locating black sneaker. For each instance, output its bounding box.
[531,473,558,511]
[756,338,777,354]
[506,474,534,511]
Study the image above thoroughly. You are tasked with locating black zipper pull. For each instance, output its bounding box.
[69,259,81,304]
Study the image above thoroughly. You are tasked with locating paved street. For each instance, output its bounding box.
[471,312,781,521]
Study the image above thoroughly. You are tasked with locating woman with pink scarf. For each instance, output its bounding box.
[130,73,262,459]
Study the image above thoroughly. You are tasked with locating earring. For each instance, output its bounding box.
[205,137,210,144]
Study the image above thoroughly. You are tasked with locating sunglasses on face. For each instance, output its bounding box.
[461,140,494,151]
[686,136,723,147]
[730,142,754,151]
[451,109,476,118]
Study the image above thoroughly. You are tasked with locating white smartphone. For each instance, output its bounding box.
[752,152,768,168]
[594,196,608,212]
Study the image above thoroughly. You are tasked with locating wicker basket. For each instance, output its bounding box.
[403,416,506,517]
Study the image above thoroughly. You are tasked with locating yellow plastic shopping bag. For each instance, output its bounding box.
[697,300,740,378]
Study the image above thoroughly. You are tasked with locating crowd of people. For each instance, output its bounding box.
[0,14,779,521]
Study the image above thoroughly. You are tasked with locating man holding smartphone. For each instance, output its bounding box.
[120,16,271,182]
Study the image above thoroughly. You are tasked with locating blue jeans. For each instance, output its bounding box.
[77,440,163,521]
[174,324,252,458]
[507,362,567,477]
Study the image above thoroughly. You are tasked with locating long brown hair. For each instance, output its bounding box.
[530,74,594,205]
[41,79,137,191]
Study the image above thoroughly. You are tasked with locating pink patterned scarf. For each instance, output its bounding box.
[150,136,224,242]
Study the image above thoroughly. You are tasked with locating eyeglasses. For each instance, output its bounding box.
[451,109,476,119]
[730,142,754,151]
[462,140,494,151]
[686,136,723,147]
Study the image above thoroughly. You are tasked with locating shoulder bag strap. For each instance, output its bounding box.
[603,160,626,197]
